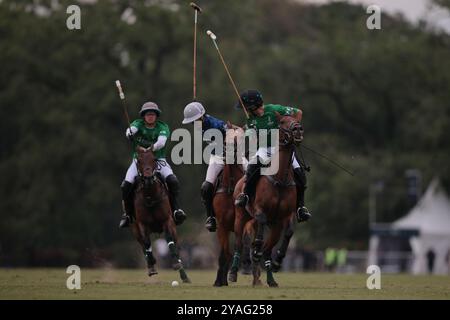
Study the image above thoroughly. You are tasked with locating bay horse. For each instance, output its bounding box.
[131,146,190,283]
[212,127,247,287]
[230,114,303,287]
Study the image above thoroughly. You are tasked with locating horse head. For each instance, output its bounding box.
[275,112,304,146]
[136,145,157,187]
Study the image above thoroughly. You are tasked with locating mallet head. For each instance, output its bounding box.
[190,2,202,13]
[206,30,216,40]
[115,80,125,100]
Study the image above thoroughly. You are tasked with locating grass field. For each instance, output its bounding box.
[0,268,449,300]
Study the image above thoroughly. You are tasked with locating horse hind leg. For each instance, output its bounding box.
[273,219,294,273]
[164,228,191,284]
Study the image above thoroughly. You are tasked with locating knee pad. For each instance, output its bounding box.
[294,168,307,188]
[121,180,134,197]
[284,226,294,238]
[166,175,180,195]
[201,181,214,198]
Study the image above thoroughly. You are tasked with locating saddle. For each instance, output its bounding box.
[214,163,244,195]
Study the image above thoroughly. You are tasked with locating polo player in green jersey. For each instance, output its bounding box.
[119,102,187,228]
[234,90,311,223]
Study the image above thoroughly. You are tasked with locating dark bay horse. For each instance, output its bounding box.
[131,146,190,283]
[213,128,245,287]
[230,115,303,287]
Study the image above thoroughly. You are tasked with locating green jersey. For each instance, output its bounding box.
[245,104,299,147]
[130,119,170,159]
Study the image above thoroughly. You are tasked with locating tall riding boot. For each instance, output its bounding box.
[235,162,261,207]
[166,175,187,225]
[201,181,216,232]
[119,180,135,228]
[293,167,311,223]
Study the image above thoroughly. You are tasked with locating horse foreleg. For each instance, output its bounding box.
[251,212,267,286]
[241,221,254,275]
[229,207,248,282]
[143,236,158,277]
[214,226,231,287]
[263,224,283,287]
[164,222,191,283]
[252,212,267,263]
[131,222,157,277]
[273,215,295,273]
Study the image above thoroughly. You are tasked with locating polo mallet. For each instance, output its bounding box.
[115,80,133,136]
[190,2,202,101]
[206,30,249,119]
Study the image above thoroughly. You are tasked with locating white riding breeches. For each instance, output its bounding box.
[205,155,225,184]
[125,158,174,183]
[249,147,300,169]
[205,155,249,184]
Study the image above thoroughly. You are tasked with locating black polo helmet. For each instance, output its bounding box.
[235,89,263,110]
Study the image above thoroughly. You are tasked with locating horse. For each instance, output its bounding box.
[212,127,248,287]
[229,114,303,287]
[130,146,190,283]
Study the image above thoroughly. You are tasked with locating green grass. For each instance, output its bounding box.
[0,268,449,300]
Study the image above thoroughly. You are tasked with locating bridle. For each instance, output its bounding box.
[279,119,303,147]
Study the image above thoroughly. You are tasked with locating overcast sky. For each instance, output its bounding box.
[300,0,450,32]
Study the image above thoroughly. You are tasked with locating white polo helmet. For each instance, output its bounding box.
[182,102,205,124]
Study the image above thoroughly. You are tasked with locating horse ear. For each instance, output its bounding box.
[226,120,232,129]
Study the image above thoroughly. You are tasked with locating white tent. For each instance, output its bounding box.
[391,178,450,274]
[369,178,450,274]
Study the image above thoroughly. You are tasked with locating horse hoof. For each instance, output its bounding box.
[268,281,279,288]
[173,262,183,271]
[228,272,237,283]
[147,267,158,277]
[214,281,228,287]
[272,261,281,273]
[252,279,263,287]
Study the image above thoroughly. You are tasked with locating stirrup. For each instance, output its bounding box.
[173,209,187,225]
[205,216,217,232]
[119,214,131,228]
[296,206,311,223]
[235,193,249,207]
